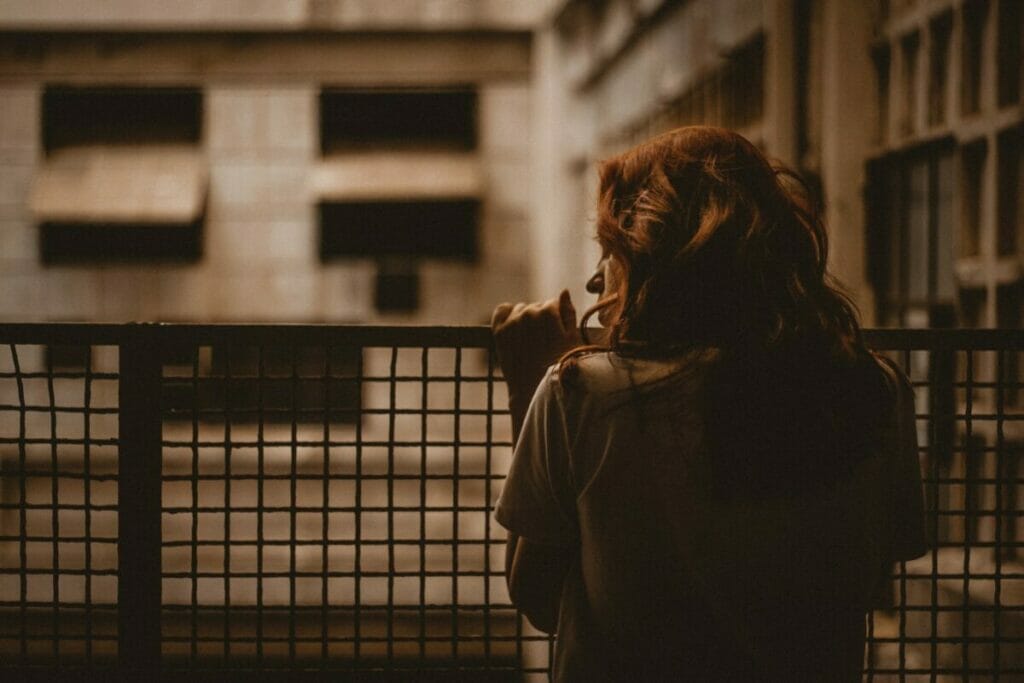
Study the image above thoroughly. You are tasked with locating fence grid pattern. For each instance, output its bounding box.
[0,324,1023,680]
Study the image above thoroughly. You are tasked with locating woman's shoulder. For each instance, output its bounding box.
[870,352,912,392]
[555,347,719,397]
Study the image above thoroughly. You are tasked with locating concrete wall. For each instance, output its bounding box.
[0,0,550,31]
[0,32,535,324]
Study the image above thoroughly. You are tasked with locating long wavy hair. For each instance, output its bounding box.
[577,126,863,355]
[565,126,891,498]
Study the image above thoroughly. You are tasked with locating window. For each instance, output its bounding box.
[319,88,477,153]
[720,35,765,131]
[871,1,1022,333]
[997,126,1022,256]
[873,44,891,144]
[959,140,986,259]
[162,345,362,424]
[319,200,478,261]
[40,221,203,264]
[42,86,201,153]
[997,283,1022,406]
[665,34,765,135]
[928,13,952,127]
[900,32,920,136]
[997,0,1022,107]
[32,86,206,264]
[315,87,483,314]
[374,258,420,313]
[961,0,987,116]
[867,141,956,326]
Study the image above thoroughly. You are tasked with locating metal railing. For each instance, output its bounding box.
[0,323,1022,680]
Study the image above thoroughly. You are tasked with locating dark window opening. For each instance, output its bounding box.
[40,221,203,264]
[997,126,1022,256]
[865,157,896,319]
[961,0,987,116]
[960,140,987,258]
[42,86,202,153]
[900,32,920,136]
[319,200,478,261]
[720,35,765,131]
[997,0,1022,107]
[163,345,362,424]
[320,88,477,153]
[375,258,420,313]
[665,33,765,134]
[795,0,815,160]
[45,344,92,372]
[872,44,891,144]
[866,140,956,326]
[928,13,952,126]
[997,283,1022,406]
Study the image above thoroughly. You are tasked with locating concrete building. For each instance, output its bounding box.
[4,0,1016,356]
[535,0,1022,332]
[0,0,544,326]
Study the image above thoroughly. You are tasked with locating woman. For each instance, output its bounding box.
[491,126,926,681]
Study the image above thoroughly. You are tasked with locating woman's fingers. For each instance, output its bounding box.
[491,302,514,330]
[491,291,584,404]
[495,295,580,338]
[558,289,576,333]
[494,293,581,348]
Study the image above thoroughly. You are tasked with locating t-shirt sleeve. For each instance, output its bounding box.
[886,359,929,562]
[494,366,578,546]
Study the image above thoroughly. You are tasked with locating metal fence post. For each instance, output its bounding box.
[118,324,163,674]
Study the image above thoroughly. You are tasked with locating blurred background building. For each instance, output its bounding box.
[540,0,1022,332]
[0,0,1020,330]
[0,0,541,326]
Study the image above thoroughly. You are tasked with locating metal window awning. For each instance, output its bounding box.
[312,151,484,202]
[30,145,207,224]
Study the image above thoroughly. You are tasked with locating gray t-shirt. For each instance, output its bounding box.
[495,349,926,682]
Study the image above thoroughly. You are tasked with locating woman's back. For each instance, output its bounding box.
[499,349,924,681]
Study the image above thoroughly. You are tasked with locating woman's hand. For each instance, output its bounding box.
[492,292,579,634]
[491,290,581,419]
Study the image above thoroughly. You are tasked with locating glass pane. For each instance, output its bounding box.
[907,160,930,301]
[959,141,987,258]
[997,0,1022,106]
[961,1,986,115]
[928,13,952,126]
[901,32,920,135]
[936,151,955,301]
[997,128,1022,256]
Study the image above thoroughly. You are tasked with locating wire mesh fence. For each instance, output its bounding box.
[0,323,1022,680]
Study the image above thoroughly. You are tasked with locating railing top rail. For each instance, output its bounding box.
[0,322,494,347]
[0,322,1022,350]
[862,327,1024,350]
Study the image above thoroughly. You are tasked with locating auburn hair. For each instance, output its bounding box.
[563,126,891,498]
[573,125,864,357]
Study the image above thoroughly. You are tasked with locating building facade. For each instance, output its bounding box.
[0,0,544,325]
[536,0,1022,332]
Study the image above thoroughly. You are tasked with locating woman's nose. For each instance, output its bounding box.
[586,269,604,295]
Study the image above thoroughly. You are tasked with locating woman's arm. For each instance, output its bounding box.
[504,531,571,633]
[503,395,572,633]
[492,291,580,634]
